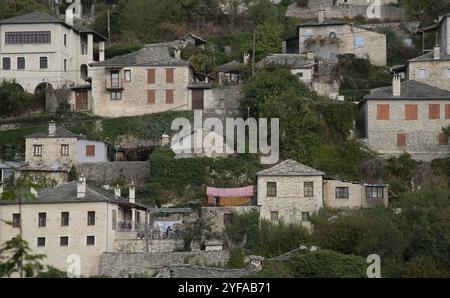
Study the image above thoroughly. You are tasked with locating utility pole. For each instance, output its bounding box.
[107,9,111,45]
[252,31,256,76]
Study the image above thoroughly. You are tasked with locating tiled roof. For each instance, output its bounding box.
[90,42,190,67]
[257,159,325,176]
[364,80,450,100]
[257,54,314,69]
[0,181,149,209]
[25,126,83,139]
[408,51,450,62]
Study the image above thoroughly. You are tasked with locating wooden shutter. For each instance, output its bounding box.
[147,90,156,104]
[397,133,406,147]
[429,104,440,119]
[439,132,448,145]
[86,145,95,156]
[376,104,389,120]
[166,68,174,83]
[405,104,418,120]
[165,89,174,104]
[147,69,155,84]
[445,104,450,119]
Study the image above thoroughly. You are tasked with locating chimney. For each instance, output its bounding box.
[161,134,169,146]
[392,75,401,97]
[243,53,250,65]
[129,182,136,203]
[433,45,440,60]
[318,10,326,24]
[114,185,121,197]
[77,175,86,198]
[48,120,56,136]
[174,48,181,59]
[282,41,287,54]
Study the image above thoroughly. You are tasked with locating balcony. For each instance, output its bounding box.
[105,77,124,90]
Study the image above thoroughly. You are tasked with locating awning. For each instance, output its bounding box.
[206,186,254,197]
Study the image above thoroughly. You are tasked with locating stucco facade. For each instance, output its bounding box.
[298,23,387,66]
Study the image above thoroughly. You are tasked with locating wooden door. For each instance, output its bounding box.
[192,89,204,110]
[75,91,88,110]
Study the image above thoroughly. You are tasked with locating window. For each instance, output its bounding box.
[335,187,349,199]
[329,31,337,39]
[429,104,440,119]
[304,32,313,39]
[446,68,450,79]
[17,57,25,70]
[270,211,278,222]
[147,69,155,84]
[417,69,427,79]
[37,237,46,247]
[60,236,69,247]
[304,182,314,197]
[61,144,69,156]
[64,59,67,72]
[38,212,46,227]
[439,132,448,145]
[5,31,51,44]
[64,34,67,47]
[297,72,304,78]
[301,212,310,222]
[376,104,389,120]
[330,52,337,60]
[397,133,406,147]
[124,70,131,82]
[12,214,20,228]
[405,104,418,120]
[33,145,43,156]
[2,57,10,70]
[267,182,277,197]
[355,35,365,48]
[86,145,95,157]
[87,211,95,226]
[446,104,450,119]
[166,68,174,83]
[61,212,69,226]
[165,89,174,104]
[110,91,122,101]
[147,90,156,104]
[86,236,95,246]
[366,186,384,199]
[111,71,120,87]
[223,213,232,226]
[39,57,48,69]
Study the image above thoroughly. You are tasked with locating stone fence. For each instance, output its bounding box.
[77,161,150,185]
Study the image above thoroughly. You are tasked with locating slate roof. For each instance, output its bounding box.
[297,19,347,27]
[216,60,247,72]
[0,160,25,169]
[90,42,189,67]
[20,163,71,173]
[181,33,207,44]
[364,80,450,100]
[256,159,325,177]
[257,54,314,69]
[0,11,106,41]
[408,51,450,62]
[0,181,149,209]
[25,126,83,139]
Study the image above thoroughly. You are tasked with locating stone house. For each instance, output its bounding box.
[0,177,150,276]
[0,10,106,108]
[297,13,387,66]
[0,160,24,185]
[359,77,450,161]
[89,41,212,117]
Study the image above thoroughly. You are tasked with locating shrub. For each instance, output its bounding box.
[227,249,247,269]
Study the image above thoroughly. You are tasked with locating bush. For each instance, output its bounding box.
[227,249,247,269]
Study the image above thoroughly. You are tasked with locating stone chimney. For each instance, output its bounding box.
[77,175,86,198]
[114,185,121,197]
[174,48,181,59]
[161,134,169,146]
[129,182,136,203]
[48,120,56,136]
[243,53,250,65]
[392,75,401,97]
[318,10,326,24]
[433,45,440,60]
[282,41,287,54]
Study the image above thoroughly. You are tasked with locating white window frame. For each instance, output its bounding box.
[417,68,427,79]
[124,70,131,82]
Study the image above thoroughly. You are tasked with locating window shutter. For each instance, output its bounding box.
[445,104,450,119]
[377,104,389,120]
[86,145,95,156]
[147,69,155,84]
[166,68,174,83]
[147,90,156,104]
[165,89,174,104]
[429,104,440,119]
[405,104,418,120]
[397,133,406,147]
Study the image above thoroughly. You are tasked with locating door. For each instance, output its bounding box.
[191,89,204,110]
[75,91,88,110]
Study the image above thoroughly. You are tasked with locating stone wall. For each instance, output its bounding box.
[204,86,242,116]
[77,161,150,185]
[201,206,259,234]
[157,265,251,278]
[114,239,184,253]
[100,250,230,277]
[408,59,450,92]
